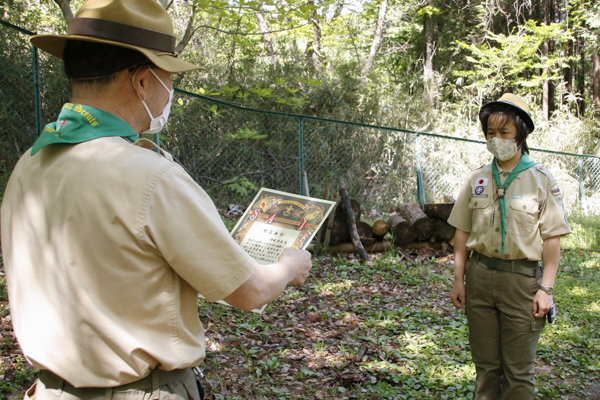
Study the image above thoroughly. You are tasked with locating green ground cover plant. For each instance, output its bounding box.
[0,213,598,399]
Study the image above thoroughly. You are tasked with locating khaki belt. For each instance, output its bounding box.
[472,251,541,278]
[39,368,190,399]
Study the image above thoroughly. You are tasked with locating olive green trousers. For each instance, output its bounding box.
[465,256,546,400]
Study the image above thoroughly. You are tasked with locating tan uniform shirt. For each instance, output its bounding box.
[1,137,258,388]
[448,160,571,261]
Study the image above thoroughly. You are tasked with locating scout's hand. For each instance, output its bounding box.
[533,290,553,318]
[450,281,466,309]
[278,247,312,285]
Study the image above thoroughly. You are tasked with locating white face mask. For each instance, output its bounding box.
[486,137,519,161]
[133,68,174,135]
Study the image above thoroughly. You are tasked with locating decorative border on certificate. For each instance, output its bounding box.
[231,188,336,262]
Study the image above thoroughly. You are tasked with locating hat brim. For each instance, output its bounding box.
[30,34,203,73]
[479,100,535,133]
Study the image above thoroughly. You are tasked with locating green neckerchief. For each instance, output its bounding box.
[31,103,139,155]
[492,153,536,255]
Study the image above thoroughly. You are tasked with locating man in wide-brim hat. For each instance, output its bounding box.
[1,1,312,399]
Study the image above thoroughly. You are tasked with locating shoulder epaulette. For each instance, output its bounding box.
[534,165,556,182]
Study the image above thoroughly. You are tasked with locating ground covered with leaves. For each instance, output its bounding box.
[1,216,599,399]
[197,247,600,400]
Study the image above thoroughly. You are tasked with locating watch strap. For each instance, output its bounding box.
[539,285,554,295]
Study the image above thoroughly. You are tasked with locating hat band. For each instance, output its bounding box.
[67,17,176,53]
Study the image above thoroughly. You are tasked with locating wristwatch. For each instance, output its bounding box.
[539,285,554,295]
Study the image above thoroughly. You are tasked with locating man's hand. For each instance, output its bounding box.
[223,247,312,311]
[533,289,553,318]
[278,247,312,285]
[450,281,466,309]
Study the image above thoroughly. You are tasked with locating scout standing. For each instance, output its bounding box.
[448,93,571,400]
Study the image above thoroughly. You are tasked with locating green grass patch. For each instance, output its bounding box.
[561,214,600,252]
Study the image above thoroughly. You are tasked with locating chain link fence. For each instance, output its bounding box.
[2,20,600,216]
[0,20,40,170]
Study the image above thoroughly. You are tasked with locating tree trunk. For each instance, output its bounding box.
[423,203,454,221]
[323,199,339,246]
[254,11,279,67]
[563,38,573,105]
[331,1,344,21]
[335,198,361,221]
[542,0,555,120]
[388,214,416,245]
[53,0,74,23]
[356,221,373,242]
[361,0,388,78]
[423,0,436,106]
[593,53,600,113]
[372,220,388,241]
[309,1,323,74]
[175,4,198,54]
[339,181,370,262]
[432,219,455,241]
[329,217,349,245]
[397,202,434,241]
[326,241,392,254]
[577,35,586,117]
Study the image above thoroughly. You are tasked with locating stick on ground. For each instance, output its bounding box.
[339,181,371,262]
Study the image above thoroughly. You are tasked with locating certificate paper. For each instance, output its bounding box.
[232,188,336,258]
[206,188,336,313]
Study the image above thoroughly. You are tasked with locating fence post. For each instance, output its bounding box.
[299,118,304,195]
[32,46,42,137]
[416,133,425,209]
[578,148,587,215]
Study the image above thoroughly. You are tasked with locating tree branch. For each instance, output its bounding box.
[361,0,388,78]
[254,11,279,67]
[175,3,198,54]
[52,0,74,23]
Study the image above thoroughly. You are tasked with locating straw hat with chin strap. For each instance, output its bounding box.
[30,0,201,73]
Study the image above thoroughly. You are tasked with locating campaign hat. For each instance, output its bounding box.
[30,0,201,73]
[479,93,535,133]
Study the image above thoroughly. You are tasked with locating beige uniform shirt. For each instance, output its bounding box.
[1,137,258,388]
[448,160,571,261]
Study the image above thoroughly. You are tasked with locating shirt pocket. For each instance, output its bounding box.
[469,198,492,234]
[507,197,539,236]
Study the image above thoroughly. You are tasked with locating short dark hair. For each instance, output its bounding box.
[479,103,531,154]
[63,40,148,85]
